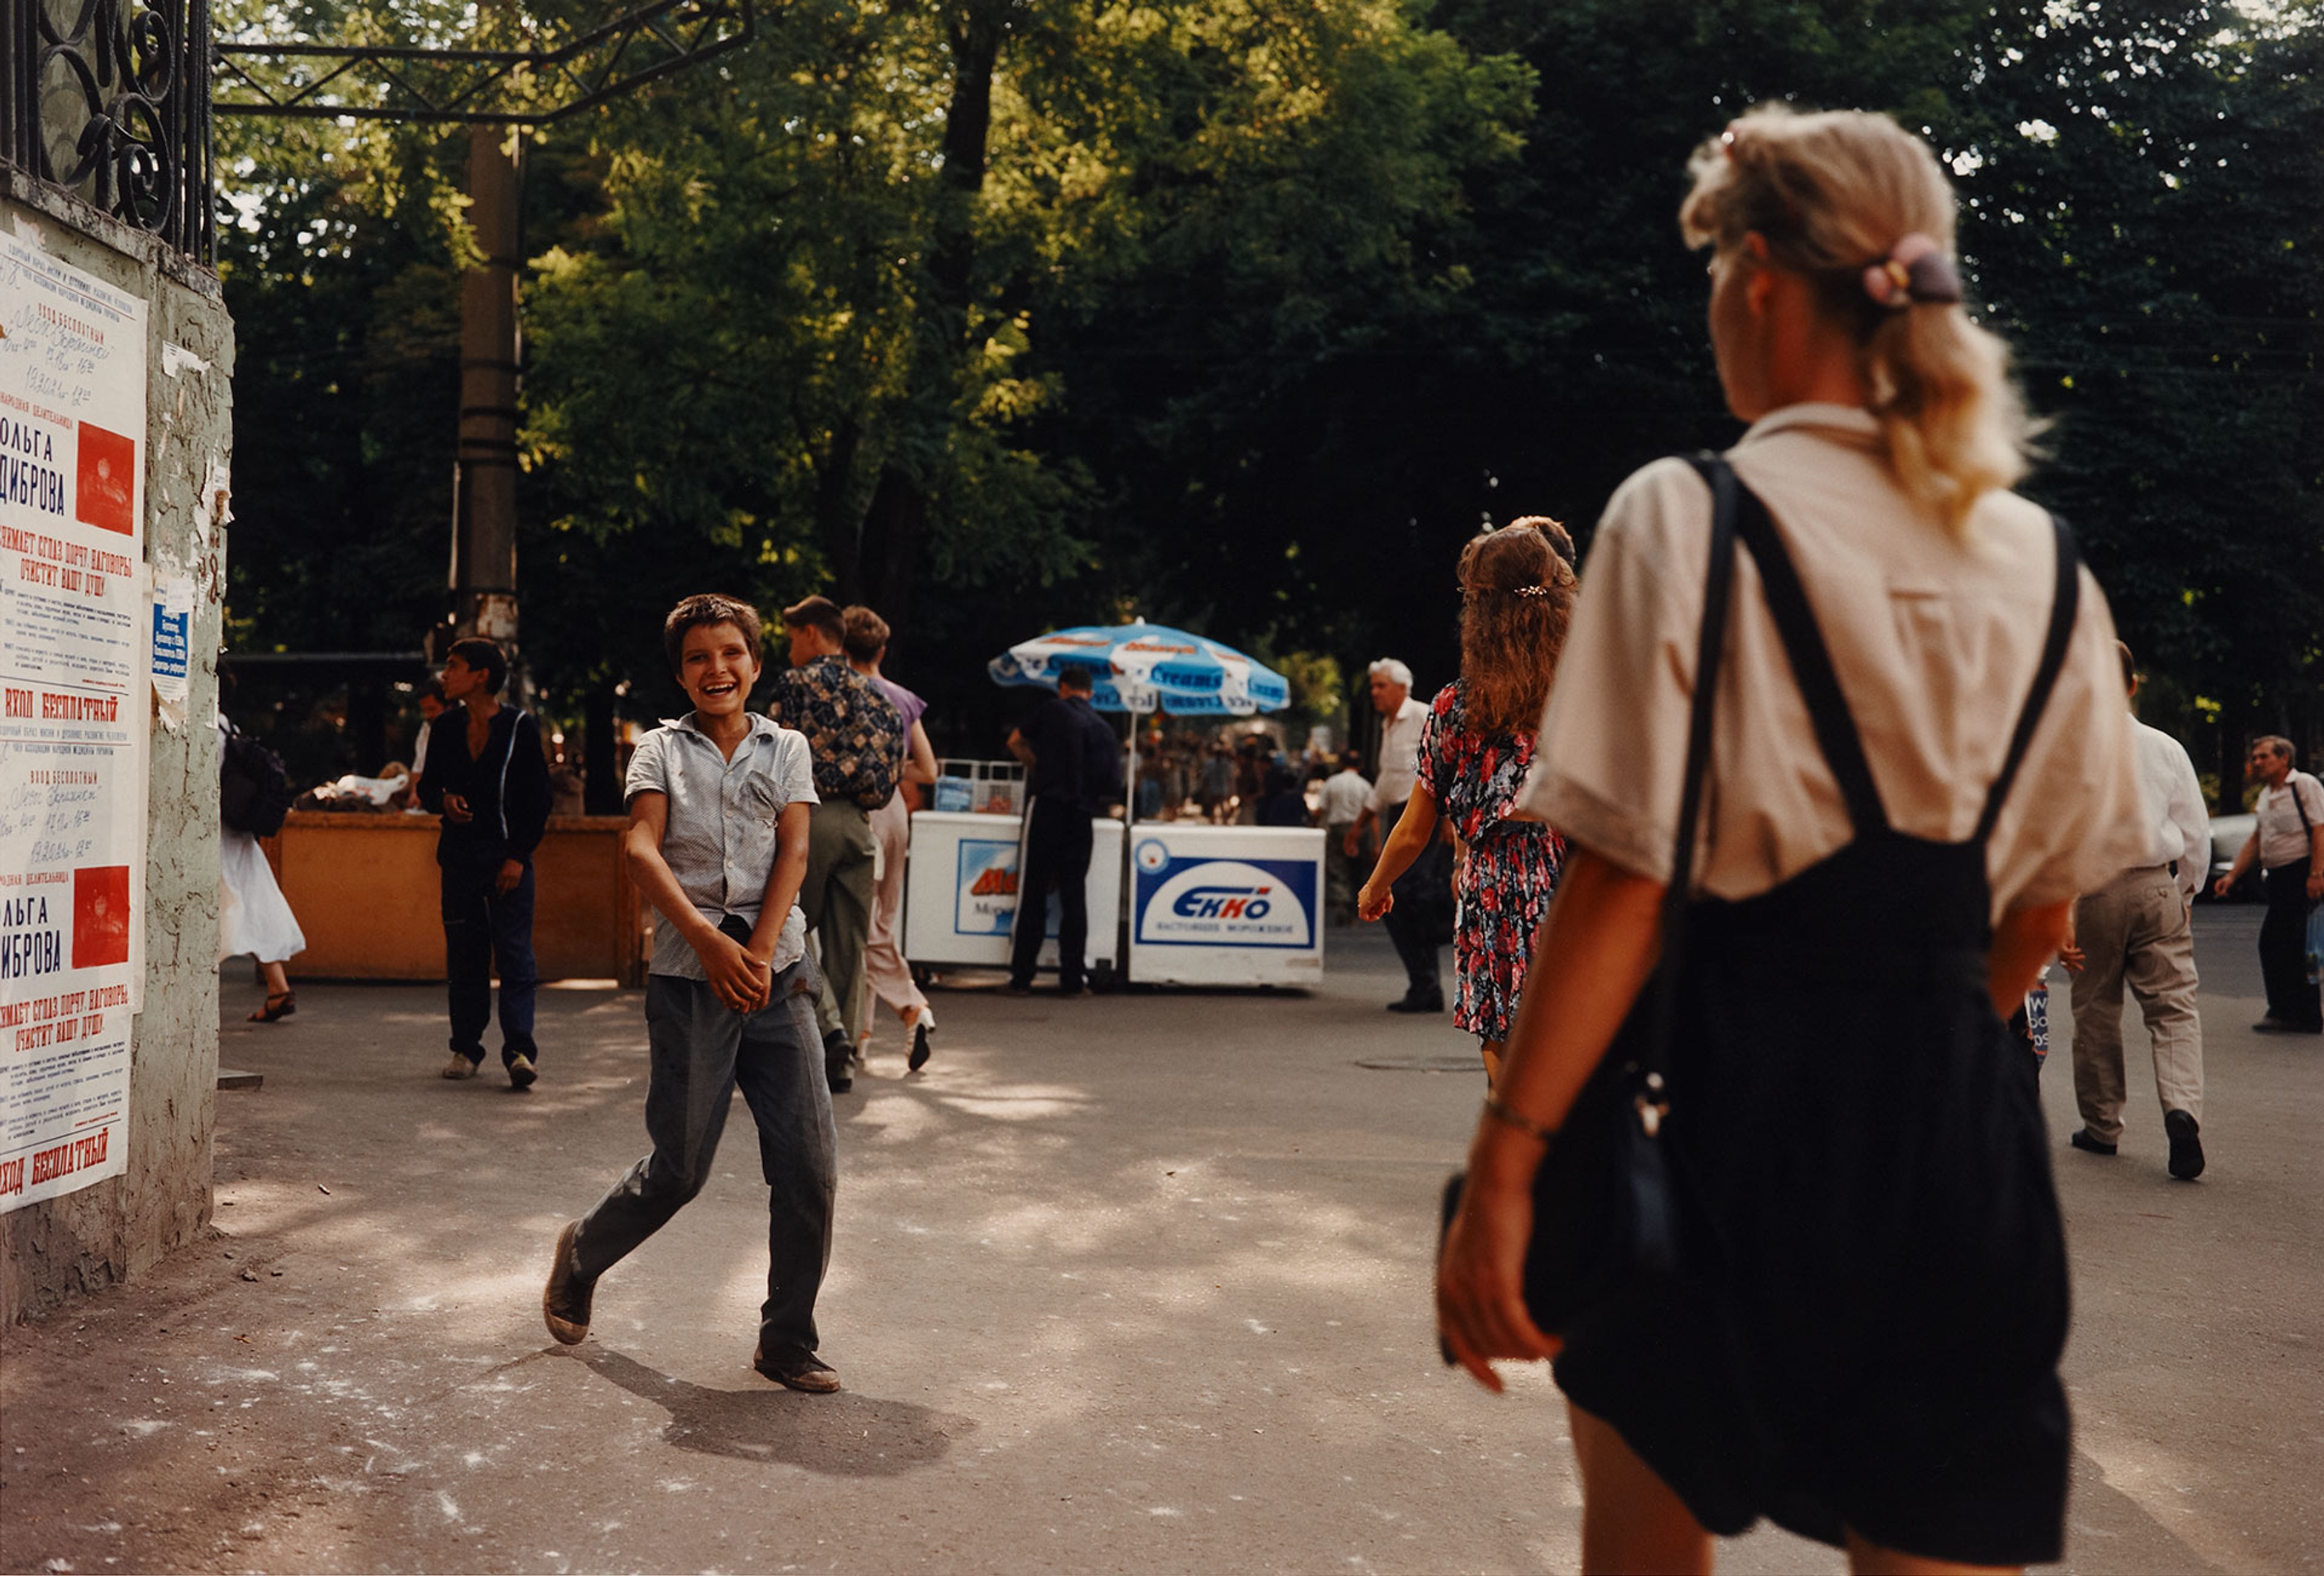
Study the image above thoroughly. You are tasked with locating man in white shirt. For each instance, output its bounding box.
[1344,658,1445,1011]
[2215,734,2324,1034]
[2066,643,2211,1180]
[1316,752,1373,925]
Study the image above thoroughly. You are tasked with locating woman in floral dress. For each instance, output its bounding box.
[1358,519,1578,1085]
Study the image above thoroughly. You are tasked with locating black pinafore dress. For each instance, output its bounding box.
[1553,483,2079,1568]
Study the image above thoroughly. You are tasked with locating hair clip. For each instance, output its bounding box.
[1863,233,1963,309]
[1511,585,1552,600]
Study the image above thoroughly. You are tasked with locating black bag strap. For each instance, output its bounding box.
[1725,483,1889,836]
[1635,456,1742,1077]
[1974,516,2080,844]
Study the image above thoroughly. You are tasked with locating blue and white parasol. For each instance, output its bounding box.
[988,620,1291,716]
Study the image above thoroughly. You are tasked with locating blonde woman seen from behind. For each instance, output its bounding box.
[1435,107,2148,1574]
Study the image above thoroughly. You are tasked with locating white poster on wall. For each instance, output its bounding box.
[0,230,150,1214]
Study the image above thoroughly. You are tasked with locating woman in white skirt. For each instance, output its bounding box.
[219,718,306,1022]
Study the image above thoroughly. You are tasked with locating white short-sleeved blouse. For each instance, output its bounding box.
[1520,404,2148,919]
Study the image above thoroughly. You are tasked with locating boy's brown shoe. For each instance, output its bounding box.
[543,1221,594,1345]
[752,1345,841,1393]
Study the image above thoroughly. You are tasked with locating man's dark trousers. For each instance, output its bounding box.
[1380,801,1449,1002]
[569,962,838,1361]
[2259,863,2322,1030]
[441,845,539,1066]
[1011,796,1093,990]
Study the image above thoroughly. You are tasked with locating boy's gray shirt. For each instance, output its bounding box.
[625,712,818,980]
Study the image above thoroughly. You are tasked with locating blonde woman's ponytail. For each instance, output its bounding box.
[1682,107,2038,533]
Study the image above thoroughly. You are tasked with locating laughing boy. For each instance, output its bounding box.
[542,593,843,1392]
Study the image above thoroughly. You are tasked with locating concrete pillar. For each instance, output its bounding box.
[0,177,232,1322]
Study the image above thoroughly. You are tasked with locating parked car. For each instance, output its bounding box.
[2204,812,2260,901]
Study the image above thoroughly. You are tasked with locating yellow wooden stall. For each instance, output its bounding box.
[261,813,645,985]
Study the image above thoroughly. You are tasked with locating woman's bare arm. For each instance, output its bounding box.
[1436,844,1664,1390]
[1988,899,2070,1019]
[904,720,939,787]
[1357,783,1442,919]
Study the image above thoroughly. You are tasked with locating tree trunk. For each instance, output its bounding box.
[583,687,620,816]
[815,415,865,603]
[852,2,1004,634]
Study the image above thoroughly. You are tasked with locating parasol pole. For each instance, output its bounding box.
[1120,694,1144,985]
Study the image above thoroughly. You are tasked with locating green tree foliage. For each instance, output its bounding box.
[213,0,2320,780]
[1946,3,2323,787]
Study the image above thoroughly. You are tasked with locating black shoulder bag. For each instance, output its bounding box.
[1438,454,1739,1342]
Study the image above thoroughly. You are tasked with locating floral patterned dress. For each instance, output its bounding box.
[1419,681,1565,1043]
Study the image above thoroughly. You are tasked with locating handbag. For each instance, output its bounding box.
[1438,453,1739,1342]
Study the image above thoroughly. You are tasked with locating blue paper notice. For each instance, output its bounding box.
[150,602,188,683]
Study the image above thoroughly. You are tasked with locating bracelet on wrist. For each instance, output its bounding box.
[1481,1095,1555,1145]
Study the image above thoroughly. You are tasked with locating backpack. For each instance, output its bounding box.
[221,721,297,836]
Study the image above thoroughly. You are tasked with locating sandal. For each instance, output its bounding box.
[248,991,296,1023]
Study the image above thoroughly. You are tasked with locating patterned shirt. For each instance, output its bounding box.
[762,654,905,809]
[625,714,818,979]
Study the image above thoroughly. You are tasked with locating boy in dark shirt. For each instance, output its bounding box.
[416,637,553,1086]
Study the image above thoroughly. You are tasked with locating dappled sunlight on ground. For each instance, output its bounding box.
[4,927,2307,1574]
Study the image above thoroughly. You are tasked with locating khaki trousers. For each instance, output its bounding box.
[859,793,928,1032]
[2069,865,2202,1144]
[803,801,876,1047]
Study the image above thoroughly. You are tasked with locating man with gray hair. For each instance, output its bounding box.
[1345,658,1446,1012]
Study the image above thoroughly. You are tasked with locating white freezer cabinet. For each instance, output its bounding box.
[902,810,1124,977]
[1125,823,1326,986]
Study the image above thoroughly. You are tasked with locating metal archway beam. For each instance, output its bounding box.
[212,0,755,124]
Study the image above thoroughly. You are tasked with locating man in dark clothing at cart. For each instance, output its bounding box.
[1005,666,1124,995]
[418,636,554,1087]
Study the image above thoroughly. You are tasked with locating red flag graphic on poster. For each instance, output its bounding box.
[71,866,132,970]
[74,422,137,536]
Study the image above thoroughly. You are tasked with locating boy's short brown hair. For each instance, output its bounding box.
[840,605,890,663]
[781,594,845,644]
[663,594,764,677]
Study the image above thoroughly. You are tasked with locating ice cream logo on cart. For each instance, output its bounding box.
[1134,853,1315,949]
[954,838,1021,936]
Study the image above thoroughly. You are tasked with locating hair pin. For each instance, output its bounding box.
[1863,232,1963,309]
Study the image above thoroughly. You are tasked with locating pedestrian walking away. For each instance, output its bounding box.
[1359,518,1577,1085]
[839,603,941,1072]
[1005,665,1124,994]
[1347,658,1448,1012]
[2063,640,2211,1178]
[1435,105,2147,1574]
[1317,752,1373,925]
[416,636,552,1088]
[763,594,906,1092]
[217,709,305,1023]
[2214,734,2324,1034]
[545,594,842,1395]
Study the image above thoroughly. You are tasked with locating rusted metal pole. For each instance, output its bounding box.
[452,122,523,648]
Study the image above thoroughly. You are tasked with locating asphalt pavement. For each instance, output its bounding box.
[2,907,2319,1574]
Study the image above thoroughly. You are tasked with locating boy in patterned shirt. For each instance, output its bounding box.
[542,594,843,1393]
